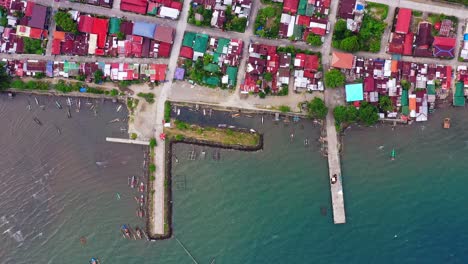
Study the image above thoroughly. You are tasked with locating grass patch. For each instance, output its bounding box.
[412,10,423,17]
[165,124,260,147]
[366,2,389,20]
[278,105,291,113]
[137,92,155,103]
[164,101,171,122]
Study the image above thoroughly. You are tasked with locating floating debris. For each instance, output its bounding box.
[109,118,120,124]
[56,126,61,135]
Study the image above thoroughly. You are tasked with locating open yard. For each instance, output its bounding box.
[254,5,282,38]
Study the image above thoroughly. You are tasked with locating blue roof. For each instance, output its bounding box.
[133,22,157,39]
[345,83,364,102]
[356,4,364,10]
[464,34,468,41]
[46,61,53,77]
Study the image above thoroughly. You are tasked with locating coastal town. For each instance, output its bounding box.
[0,0,467,247]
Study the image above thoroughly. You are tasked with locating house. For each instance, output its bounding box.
[120,0,147,14]
[395,8,411,34]
[159,6,180,19]
[433,36,456,58]
[25,2,48,30]
[132,22,156,39]
[153,26,174,44]
[338,0,356,19]
[331,51,354,69]
[283,0,299,14]
[438,19,452,37]
[345,83,364,102]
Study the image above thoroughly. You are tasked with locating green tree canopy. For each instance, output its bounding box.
[54,11,77,33]
[324,69,345,88]
[379,95,393,112]
[359,102,379,125]
[308,97,328,119]
[94,69,104,84]
[306,34,322,46]
[264,72,273,82]
[340,36,360,52]
[333,105,348,124]
[0,62,11,90]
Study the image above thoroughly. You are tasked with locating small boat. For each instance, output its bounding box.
[391,148,396,161]
[67,97,72,106]
[27,104,31,111]
[177,109,180,116]
[109,118,120,124]
[218,124,227,128]
[231,113,240,118]
[67,108,71,118]
[138,194,145,207]
[261,116,264,124]
[139,182,145,193]
[135,227,143,239]
[203,109,206,116]
[331,174,338,184]
[137,208,145,218]
[56,126,61,135]
[116,105,122,112]
[55,101,62,109]
[33,117,42,126]
[34,97,39,105]
[443,118,450,129]
[89,257,100,264]
[304,138,309,146]
[250,129,256,133]
[274,113,280,121]
[76,99,81,112]
[130,176,137,188]
[8,92,14,98]
[121,224,131,239]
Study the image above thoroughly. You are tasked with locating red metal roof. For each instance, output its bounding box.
[403,33,413,55]
[25,1,34,17]
[120,2,147,14]
[92,18,109,48]
[170,1,183,10]
[296,15,310,26]
[52,39,61,55]
[433,36,456,47]
[179,46,193,59]
[283,0,299,14]
[310,27,326,36]
[78,16,94,33]
[29,28,44,39]
[395,8,411,34]
[152,64,167,81]
[304,54,319,72]
[158,42,171,57]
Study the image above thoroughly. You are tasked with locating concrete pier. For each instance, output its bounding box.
[325,111,346,224]
[106,137,149,146]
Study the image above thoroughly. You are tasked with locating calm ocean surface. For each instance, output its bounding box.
[1,94,468,263]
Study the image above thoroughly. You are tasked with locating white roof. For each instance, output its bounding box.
[280,13,292,23]
[309,22,327,29]
[159,7,180,19]
[88,34,97,55]
[287,16,295,37]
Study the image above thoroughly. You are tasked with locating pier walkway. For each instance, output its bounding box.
[325,112,346,224]
[106,137,149,146]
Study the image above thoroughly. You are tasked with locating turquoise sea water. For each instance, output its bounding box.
[2,94,468,263]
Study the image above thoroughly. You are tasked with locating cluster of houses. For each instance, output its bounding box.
[456,65,468,102]
[337,0,365,32]
[278,0,331,41]
[120,0,182,19]
[191,0,252,30]
[460,20,468,61]
[3,58,168,82]
[332,51,454,122]
[52,13,175,58]
[68,0,113,8]
[0,1,50,54]
[241,43,323,94]
[177,32,243,88]
[388,8,457,58]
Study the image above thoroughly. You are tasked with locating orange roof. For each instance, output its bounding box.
[331,51,354,69]
[409,96,416,111]
[54,31,66,41]
[391,60,398,73]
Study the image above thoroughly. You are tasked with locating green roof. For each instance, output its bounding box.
[193,33,209,53]
[305,4,315,16]
[427,84,436,95]
[216,38,230,54]
[204,76,220,86]
[203,63,220,73]
[298,0,308,15]
[182,32,196,48]
[64,61,79,73]
[293,25,304,39]
[226,66,238,86]
[401,105,409,115]
[109,17,121,34]
[213,52,220,63]
[455,82,464,97]
[454,82,465,106]
[401,89,408,106]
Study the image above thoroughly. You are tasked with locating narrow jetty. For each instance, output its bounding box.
[106,137,149,146]
[325,111,346,224]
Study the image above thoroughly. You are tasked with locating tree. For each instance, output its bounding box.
[54,11,77,33]
[379,95,393,112]
[359,102,379,125]
[306,34,322,46]
[324,69,345,88]
[308,98,328,119]
[0,62,11,90]
[340,36,360,52]
[333,19,348,40]
[93,69,104,84]
[346,105,359,122]
[264,72,273,82]
[149,164,156,172]
[23,38,44,55]
[401,79,410,90]
[149,138,157,148]
[333,105,348,124]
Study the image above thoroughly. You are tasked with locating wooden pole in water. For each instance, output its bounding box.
[175,238,199,264]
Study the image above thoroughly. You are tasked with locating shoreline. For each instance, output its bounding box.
[4,89,126,101]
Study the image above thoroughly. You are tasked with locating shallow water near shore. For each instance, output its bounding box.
[2,94,468,263]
